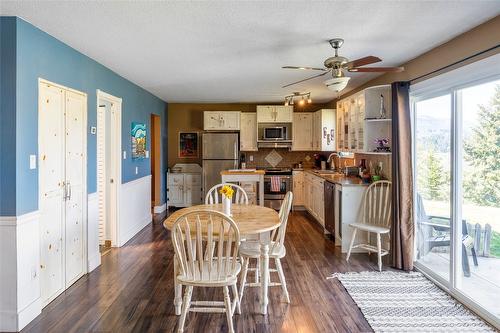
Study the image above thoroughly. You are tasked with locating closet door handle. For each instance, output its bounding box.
[66,181,72,201]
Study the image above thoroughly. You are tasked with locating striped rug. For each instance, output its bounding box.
[328,271,495,332]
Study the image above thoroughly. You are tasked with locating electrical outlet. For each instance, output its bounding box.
[90,126,97,134]
[135,166,138,175]
[249,155,254,162]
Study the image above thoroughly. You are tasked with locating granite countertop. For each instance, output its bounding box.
[302,169,369,186]
[220,169,266,175]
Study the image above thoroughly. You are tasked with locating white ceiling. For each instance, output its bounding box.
[1,1,499,103]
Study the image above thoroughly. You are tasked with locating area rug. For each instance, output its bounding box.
[328,271,495,332]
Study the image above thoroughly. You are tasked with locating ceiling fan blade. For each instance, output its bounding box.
[343,56,382,69]
[282,66,327,71]
[348,66,404,72]
[281,70,330,88]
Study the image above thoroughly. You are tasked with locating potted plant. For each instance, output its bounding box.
[372,162,383,182]
[219,185,234,216]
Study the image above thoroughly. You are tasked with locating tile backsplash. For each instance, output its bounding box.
[242,149,335,169]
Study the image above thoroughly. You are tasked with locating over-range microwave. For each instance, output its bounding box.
[258,123,291,141]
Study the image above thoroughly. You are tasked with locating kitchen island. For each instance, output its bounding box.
[220,169,265,206]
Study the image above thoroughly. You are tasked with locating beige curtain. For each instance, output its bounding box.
[391,82,414,271]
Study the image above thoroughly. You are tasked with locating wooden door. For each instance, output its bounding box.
[274,106,293,123]
[292,113,313,151]
[256,106,276,122]
[39,83,65,305]
[292,171,304,206]
[39,81,86,306]
[64,90,85,287]
[220,112,240,130]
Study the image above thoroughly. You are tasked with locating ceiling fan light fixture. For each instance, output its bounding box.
[324,76,350,92]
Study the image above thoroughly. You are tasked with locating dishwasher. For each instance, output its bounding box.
[324,181,335,236]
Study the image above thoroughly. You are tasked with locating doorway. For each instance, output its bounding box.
[97,90,122,252]
[151,114,162,212]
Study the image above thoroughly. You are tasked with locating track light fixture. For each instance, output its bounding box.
[284,92,312,106]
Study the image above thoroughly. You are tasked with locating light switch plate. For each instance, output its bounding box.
[145,150,149,158]
[249,155,254,162]
[123,151,127,159]
[30,155,37,169]
[135,166,138,174]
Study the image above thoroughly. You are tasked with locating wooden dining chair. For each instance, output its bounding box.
[205,183,249,205]
[172,210,241,333]
[346,180,392,271]
[238,191,293,304]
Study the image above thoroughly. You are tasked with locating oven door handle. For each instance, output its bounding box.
[264,175,291,179]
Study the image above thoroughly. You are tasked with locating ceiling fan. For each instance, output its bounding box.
[282,38,404,91]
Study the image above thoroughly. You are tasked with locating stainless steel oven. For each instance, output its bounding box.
[263,168,292,210]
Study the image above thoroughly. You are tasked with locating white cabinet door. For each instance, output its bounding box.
[313,111,321,150]
[220,111,240,130]
[256,106,276,123]
[292,171,304,206]
[240,113,257,151]
[292,113,313,151]
[204,111,222,130]
[184,174,202,205]
[274,106,293,123]
[319,109,336,151]
[168,174,184,205]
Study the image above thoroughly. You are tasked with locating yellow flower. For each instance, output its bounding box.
[219,185,234,199]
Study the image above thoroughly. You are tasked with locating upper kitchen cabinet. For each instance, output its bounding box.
[336,85,391,154]
[313,109,336,151]
[292,112,313,151]
[257,105,293,123]
[240,112,257,151]
[204,111,241,131]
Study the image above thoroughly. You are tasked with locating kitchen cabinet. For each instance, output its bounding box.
[303,172,325,227]
[204,111,240,131]
[292,170,304,206]
[167,173,203,208]
[313,109,336,151]
[336,85,392,153]
[240,112,257,151]
[257,105,293,123]
[240,181,257,205]
[292,113,313,151]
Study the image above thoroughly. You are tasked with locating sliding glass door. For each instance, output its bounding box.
[413,77,500,323]
[414,94,452,282]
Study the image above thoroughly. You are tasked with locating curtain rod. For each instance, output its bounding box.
[409,43,500,83]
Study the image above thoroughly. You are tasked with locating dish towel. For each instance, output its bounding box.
[270,176,281,192]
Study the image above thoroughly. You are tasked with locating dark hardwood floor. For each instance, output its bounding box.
[22,211,378,333]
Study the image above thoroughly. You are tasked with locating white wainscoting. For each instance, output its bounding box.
[87,192,101,272]
[0,212,42,332]
[119,175,152,246]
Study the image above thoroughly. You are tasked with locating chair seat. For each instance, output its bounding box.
[239,241,286,258]
[177,258,241,286]
[349,222,390,234]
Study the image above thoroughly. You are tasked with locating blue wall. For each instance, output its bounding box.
[0,17,17,216]
[2,17,167,215]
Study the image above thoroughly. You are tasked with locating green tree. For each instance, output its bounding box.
[463,85,500,207]
[417,147,449,200]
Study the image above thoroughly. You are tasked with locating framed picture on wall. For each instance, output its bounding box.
[131,122,147,159]
[178,132,199,158]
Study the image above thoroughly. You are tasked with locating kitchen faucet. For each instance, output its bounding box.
[327,152,338,171]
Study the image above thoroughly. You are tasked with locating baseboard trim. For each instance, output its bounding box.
[153,203,167,214]
[0,297,42,332]
[88,251,101,273]
[119,213,152,247]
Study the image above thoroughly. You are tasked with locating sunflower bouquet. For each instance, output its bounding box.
[219,185,234,200]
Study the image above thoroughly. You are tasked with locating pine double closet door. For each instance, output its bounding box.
[39,81,86,306]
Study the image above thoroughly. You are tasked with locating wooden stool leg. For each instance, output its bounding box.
[275,258,290,303]
[223,286,234,333]
[177,285,192,333]
[239,257,249,303]
[346,228,357,262]
[376,233,382,272]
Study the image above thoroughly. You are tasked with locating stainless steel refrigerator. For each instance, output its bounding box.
[202,132,239,197]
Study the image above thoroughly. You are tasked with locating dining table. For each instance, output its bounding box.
[163,203,281,315]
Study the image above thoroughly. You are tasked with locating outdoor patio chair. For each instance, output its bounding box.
[416,194,478,277]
